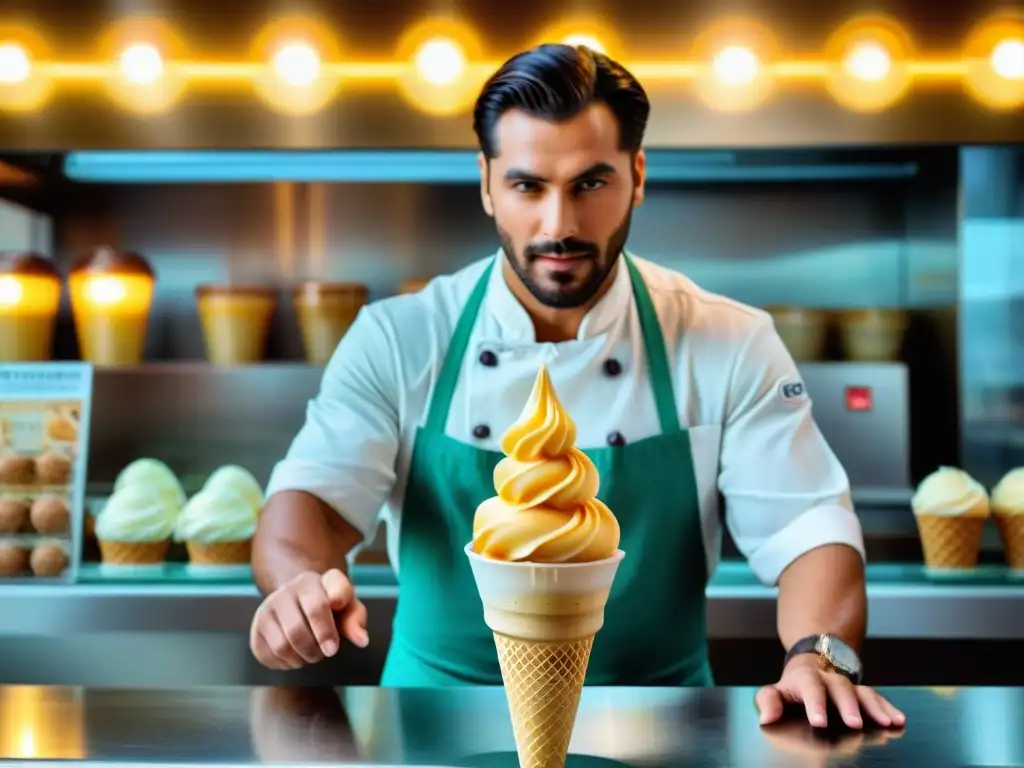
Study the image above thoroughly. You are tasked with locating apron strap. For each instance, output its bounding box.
[424,260,495,432]
[624,255,682,435]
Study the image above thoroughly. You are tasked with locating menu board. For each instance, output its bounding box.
[0,363,93,582]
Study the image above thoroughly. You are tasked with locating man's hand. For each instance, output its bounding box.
[250,569,369,670]
[755,655,905,729]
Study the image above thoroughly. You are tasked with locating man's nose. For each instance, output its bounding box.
[540,194,579,241]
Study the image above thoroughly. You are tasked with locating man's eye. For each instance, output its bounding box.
[513,182,540,193]
[576,179,606,193]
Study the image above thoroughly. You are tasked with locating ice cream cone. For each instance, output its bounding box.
[466,544,624,768]
[995,515,1024,571]
[186,539,251,565]
[912,467,990,571]
[98,539,169,565]
[915,513,986,570]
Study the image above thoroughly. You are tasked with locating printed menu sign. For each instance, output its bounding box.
[0,363,93,582]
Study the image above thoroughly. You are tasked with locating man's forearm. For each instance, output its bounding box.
[776,543,867,652]
[252,490,364,596]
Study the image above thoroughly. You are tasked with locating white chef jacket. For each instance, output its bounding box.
[266,253,865,586]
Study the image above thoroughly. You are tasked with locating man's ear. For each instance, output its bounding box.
[478,152,494,217]
[632,149,646,207]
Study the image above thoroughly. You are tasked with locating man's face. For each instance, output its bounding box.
[479,103,646,308]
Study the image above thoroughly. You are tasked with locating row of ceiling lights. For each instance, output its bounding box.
[0,15,1021,115]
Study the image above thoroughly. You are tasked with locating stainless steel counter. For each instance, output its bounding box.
[3,685,1023,766]
[3,562,1023,640]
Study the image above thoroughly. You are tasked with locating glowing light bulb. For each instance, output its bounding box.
[413,37,465,86]
[712,45,759,86]
[119,43,164,85]
[844,41,892,82]
[991,38,1024,80]
[272,42,320,87]
[0,43,31,84]
[563,34,606,54]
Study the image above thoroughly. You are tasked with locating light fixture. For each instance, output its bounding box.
[412,36,465,87]
[396,17,484,116]
[251,17,340,115]
[712,45,759,86]
[963,16,1024,110]
[119,42,164,85]
[990,37,1024,79]
[0,42,30,84]
[825,16,913,113]
[844,41,892,82]
[272,41,321,86]
[692,19,777,112]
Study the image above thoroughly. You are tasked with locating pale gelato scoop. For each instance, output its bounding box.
[992,468,1024,516]
[203,465,264,513]
[472,365,620,563]
[95,485,177,542]
[911,466,989,517]
[113,458,186,511]
[174,487,258,543]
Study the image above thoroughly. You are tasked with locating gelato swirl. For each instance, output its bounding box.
[911,466,989,517]
[472,365,620,563]
[174,487,258,543]
[95,485,176,543]
[114,458,186,511]
[992,467,1024,516]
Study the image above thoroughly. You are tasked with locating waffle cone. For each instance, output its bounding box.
[994,513,1024,570]
[494,631,593,768]
[915,514,986,569]
[98,539,169,565]
[186,539,252,565]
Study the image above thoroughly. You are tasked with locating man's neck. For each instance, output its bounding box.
[501,257,619,343]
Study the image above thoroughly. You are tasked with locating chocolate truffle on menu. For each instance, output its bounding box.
[0,454,35,486]
[0,499,29,533]
[30,544,68,577]
[35,450,72,486]
[30,496,70,534]
[0,546,29,576]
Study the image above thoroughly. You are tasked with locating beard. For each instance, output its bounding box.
[497,205,633,309]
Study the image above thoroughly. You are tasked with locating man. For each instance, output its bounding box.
[251,43,905,730]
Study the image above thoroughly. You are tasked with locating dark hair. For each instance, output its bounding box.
[473,43,650,159]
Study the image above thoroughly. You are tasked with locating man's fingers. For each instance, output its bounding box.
[251,630,288,670]
[754,685,785,725]
[271,600,323,664]
[258,613,306,669]
[793,669,829,727]
[339,598,369,648]
[823,674,863,729]
[297,584,342,658]
[321,569,353,610]
[856,687,903,728]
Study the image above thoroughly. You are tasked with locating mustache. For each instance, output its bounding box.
[525,239,599,259]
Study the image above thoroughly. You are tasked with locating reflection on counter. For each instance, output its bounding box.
[3,686,1024,766]
[0,687,85,760]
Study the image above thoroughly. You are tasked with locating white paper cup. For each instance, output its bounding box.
[465,543,625,642]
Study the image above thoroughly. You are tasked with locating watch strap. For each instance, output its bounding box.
[783,634,862,683]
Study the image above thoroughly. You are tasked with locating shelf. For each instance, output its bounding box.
[64,150,921,185]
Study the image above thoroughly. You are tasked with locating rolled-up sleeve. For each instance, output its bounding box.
[265,305,400,541]
[719,316,865,586]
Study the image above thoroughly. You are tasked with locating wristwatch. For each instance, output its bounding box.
[783,634,863,684]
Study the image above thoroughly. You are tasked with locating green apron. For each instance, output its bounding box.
[381,254,713,687]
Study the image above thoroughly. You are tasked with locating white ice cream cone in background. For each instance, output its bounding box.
[466,544,624,768]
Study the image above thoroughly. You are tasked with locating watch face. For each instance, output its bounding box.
[828,637,861,673]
